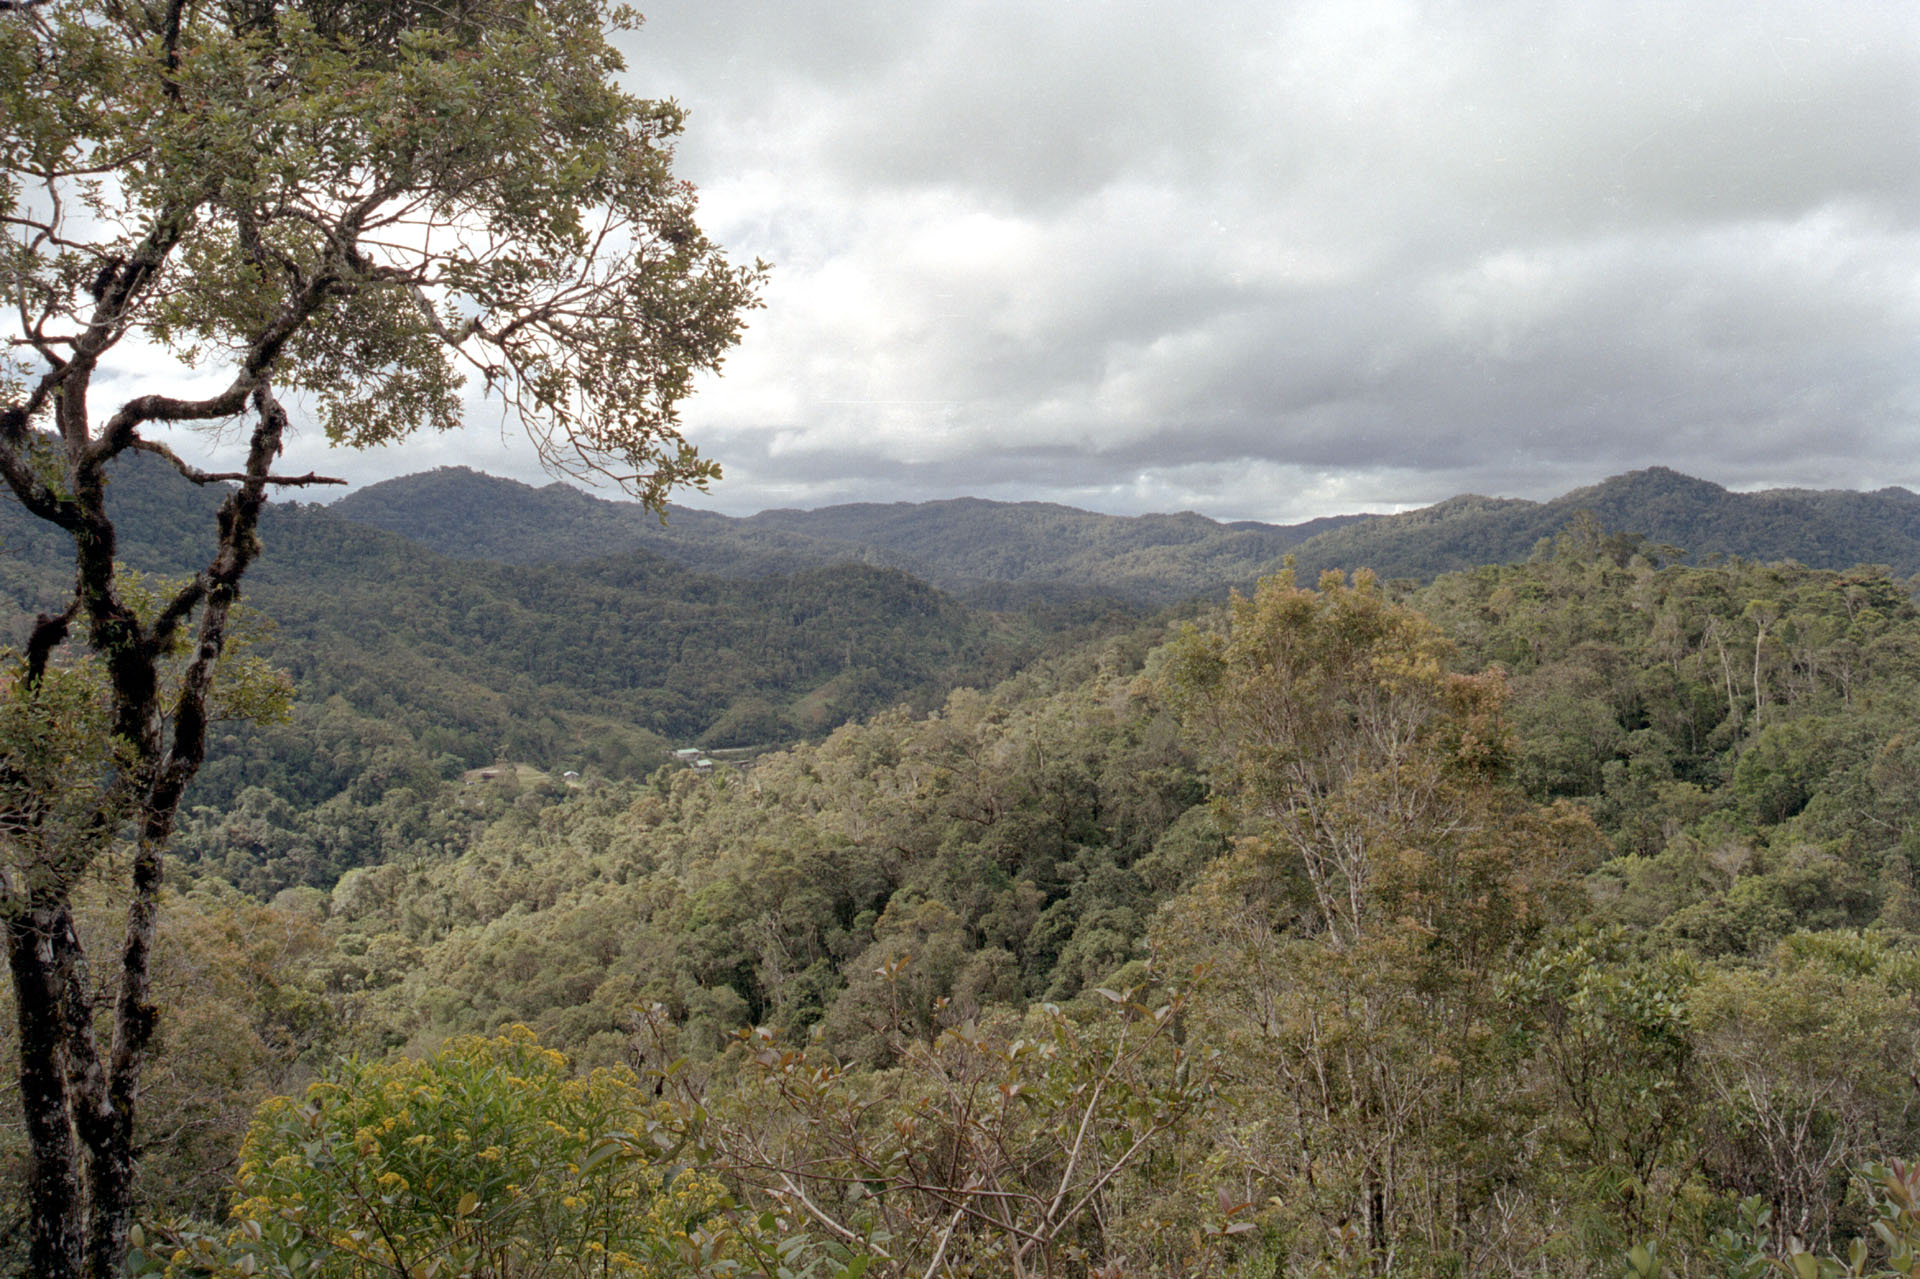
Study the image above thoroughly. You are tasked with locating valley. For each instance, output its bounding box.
[8,462,1920,1274]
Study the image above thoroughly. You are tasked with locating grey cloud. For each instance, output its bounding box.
[254,0,1920,523]
[684,190,1920,504]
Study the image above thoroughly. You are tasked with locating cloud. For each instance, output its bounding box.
[140,1,1920,521]
[590,0,1920,519]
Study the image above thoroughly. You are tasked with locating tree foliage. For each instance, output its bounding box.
[13,487,1920,1276]
[0,1,760,1273]
[143,1028,735,1278]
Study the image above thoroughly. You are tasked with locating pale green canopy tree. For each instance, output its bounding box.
[0,2,762,1274]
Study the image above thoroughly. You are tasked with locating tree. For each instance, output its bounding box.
[1500,930,1700,1255]
[1690,933,1920,1252]
[1157,569,1597,1271]
[675,982,1220,1279]
[1163,567,1554,958]
[0,3,762,1273]
[146,1028,738,1279]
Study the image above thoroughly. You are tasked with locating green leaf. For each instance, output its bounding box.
[576,1138,622,1175]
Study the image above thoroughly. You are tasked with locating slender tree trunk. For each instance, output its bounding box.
[1367,1166,1387,1273]
[9,906,87,1279]
[86,835,165,1279]
[0,381,294,1276]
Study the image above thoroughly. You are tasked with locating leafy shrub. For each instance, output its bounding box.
[145,1028,734,1277]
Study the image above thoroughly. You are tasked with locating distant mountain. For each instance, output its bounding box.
[327,466,879,580]
[329,465,1920,605]
[1282,467,1920,582]
[1,455,1091,791]
[14,454,1920,863]
[245,506,1038,750]
[329,468,1367,605]
[21,463,1918,651]
[745,498,1366,605]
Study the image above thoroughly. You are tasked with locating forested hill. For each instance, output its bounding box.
[1,453,1119,817]
[328,466,1366,605]
[328,464,1920,602]
[114,541,1920,1275]
[23,453,1920,1271]
[743,498,1365,604]
[1285,466,1920,581]
[328,465,884,581]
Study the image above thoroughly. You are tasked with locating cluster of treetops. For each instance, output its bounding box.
[12,516,1920,1276]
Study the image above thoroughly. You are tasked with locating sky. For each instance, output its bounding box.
[234,2,1920,522]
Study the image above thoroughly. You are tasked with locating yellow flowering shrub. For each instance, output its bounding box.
[168,1027,734,1277]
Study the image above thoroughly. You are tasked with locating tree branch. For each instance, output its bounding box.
[23,601,77,687]
[0,431,79,529]
[128,438,344,488]
[92,383,256,459]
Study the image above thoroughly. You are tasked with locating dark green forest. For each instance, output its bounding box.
[12,465,1920,1275]
[327,465,1359,608]
[330,463,1920,603]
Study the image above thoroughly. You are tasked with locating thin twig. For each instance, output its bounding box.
[129,439,344,487]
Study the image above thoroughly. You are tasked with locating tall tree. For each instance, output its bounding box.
[0,2,761,1273]
[1159,568,1596,1271]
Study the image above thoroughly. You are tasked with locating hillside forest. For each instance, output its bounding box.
[10,468,1920,1276]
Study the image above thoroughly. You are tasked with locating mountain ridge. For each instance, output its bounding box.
[328,469,1370,605]
[1281,465,1920,582]
[329,465,1920,601]
[1,454,1101,792]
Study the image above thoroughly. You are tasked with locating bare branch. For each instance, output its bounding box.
[771,1171,894,1262]
[147,577,206,657]
[94,384,256,450]
[922,1208,964,1279]
[128,439,344,488]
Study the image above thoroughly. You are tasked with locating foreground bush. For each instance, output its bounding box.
[144,1028,734,1278]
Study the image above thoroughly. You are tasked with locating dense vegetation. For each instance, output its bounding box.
[3,457,1129,909]
[329,464,1920,606]
[1287,467,1920,584]
[12,496,1920,1275]
[330,466,1362,607]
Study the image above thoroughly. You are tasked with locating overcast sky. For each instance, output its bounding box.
[273,1,1920,521]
